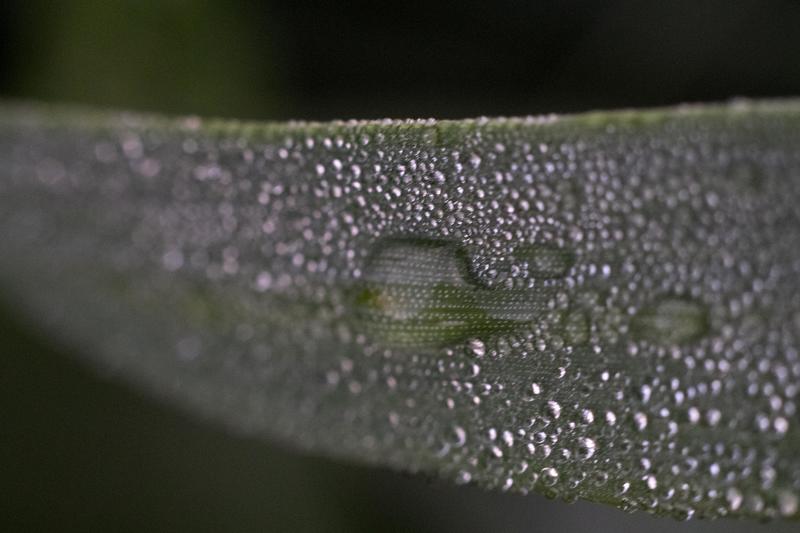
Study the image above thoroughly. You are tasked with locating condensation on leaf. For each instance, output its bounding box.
[1,100,800,521]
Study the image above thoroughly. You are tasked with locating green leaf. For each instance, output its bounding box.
[2,99,800,520]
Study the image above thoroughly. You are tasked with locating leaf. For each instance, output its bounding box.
[2,99,800,520]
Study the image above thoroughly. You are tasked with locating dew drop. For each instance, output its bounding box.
[631,296,710,345]
[577,437,596,460]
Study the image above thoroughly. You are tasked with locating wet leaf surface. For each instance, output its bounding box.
[2,100,800,519]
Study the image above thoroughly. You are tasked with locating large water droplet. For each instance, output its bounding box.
[630,296,709,345]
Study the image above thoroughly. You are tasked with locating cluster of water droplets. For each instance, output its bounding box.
[1,103,800,519]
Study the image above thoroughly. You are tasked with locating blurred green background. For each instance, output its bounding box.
[3,1,800,531]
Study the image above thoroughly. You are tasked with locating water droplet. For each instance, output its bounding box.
[726,487,743,511]
[469,338,486,357]
[631,297,709,345]
[541,467,559,486]
[577,437,596,460]
[515,243,576,278]
[546,400,562,419]
[633,412,648,431]
[778,491,798,517]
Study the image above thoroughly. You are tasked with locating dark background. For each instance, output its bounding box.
[2,1,800,531]
[4,0,800,121]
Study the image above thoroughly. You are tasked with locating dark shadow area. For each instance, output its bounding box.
[2,1,800,120]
